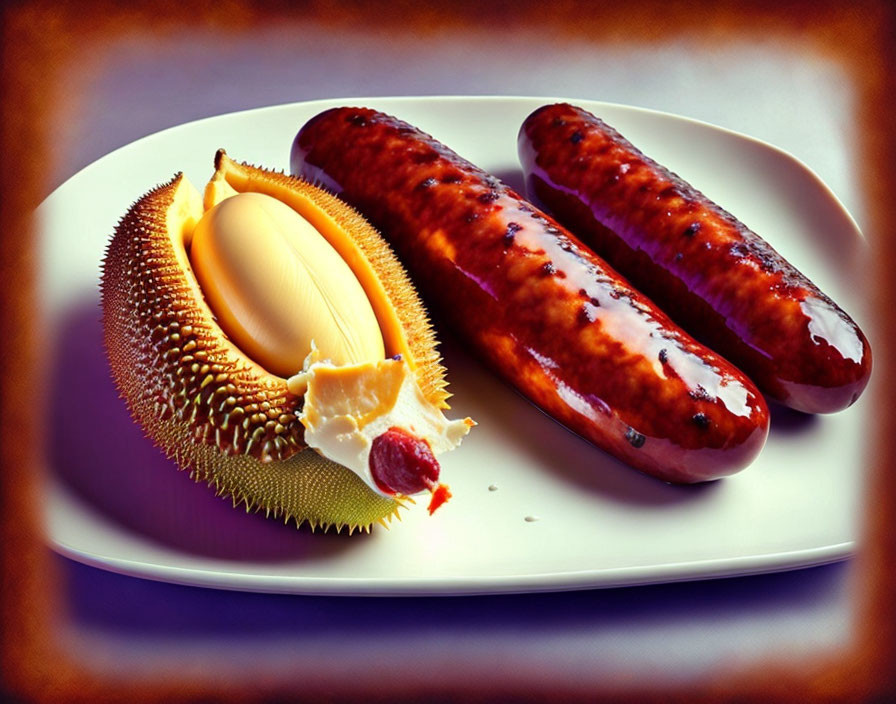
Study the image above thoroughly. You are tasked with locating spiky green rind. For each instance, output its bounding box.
[101,174,402,532]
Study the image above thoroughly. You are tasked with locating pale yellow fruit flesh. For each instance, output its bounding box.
[209,151,451,408]
[189,192,385,378]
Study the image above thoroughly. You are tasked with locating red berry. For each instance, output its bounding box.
[369,427,440,496]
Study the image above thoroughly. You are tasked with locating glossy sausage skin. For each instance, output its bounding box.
[292,107,769,483]
[519,103,872,414]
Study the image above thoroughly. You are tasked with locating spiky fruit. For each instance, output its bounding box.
[101,151,454,533]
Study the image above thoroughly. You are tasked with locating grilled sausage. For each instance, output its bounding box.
[291,107,769,483]
[519,103,871,414]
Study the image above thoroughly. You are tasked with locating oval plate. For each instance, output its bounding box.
[37,96,871,596]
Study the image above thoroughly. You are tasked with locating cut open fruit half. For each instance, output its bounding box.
[100,150,473,533]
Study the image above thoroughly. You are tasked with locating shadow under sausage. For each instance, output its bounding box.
[491,168,528,198]
[767,399,820,435]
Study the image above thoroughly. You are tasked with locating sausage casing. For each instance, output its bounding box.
[292,107,769,483]
[519,103,871,414]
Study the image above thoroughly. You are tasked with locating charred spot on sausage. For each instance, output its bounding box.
[625,427,646,448]
[577,303,597,325]
[689,386,712,402]
[730,242,747,258]
[503,222,522,247]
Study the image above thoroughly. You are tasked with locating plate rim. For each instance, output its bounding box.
[49,528,853,597]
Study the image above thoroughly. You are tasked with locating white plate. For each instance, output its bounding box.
[37,96,872,596]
